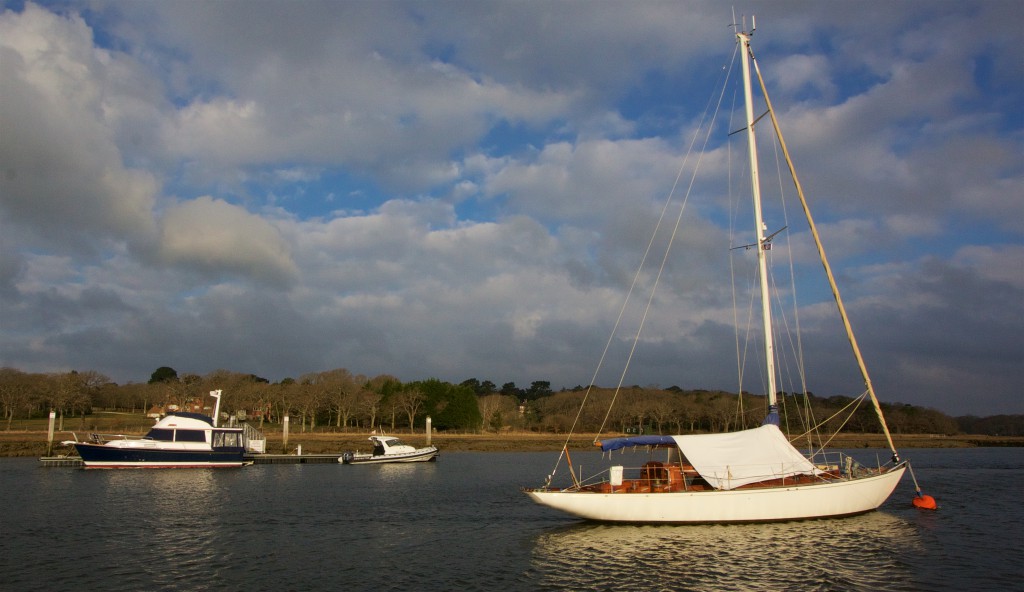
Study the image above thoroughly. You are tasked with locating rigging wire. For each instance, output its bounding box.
[750,43,899,459]
[768,124,822,451]
[725,72,744,421]
[542,41,741,483]
[596,47,740,437]
[789,390,868,457]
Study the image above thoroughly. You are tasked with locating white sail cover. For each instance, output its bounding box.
[671,424,818,490]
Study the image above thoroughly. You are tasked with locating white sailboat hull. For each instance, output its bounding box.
[526,464,905,523]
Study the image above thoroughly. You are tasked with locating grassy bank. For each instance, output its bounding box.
[3,416,1021,458]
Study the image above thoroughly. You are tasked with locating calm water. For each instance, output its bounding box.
[0,448,1021,591]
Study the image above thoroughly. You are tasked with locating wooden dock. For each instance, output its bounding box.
[247,453,341,464]
[39,456,83,467]
[38,454,341,467]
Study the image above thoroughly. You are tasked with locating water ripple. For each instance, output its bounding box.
[2,449,1021,591]
[530,513,922,591]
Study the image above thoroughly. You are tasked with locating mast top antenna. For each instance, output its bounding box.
[731,12,756,37]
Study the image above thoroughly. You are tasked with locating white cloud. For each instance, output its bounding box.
[477,137,684,224]
[770,54,837,101]
[952,245,1024,290]
[0,3,159,252]
[1,2,1021,417]
[157,197,297,285]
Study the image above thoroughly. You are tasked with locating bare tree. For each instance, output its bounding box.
[358,388,383,431]
[646,392,675,433]
[47,372,92,431]
[671,393,701,433]
[477,394,517,432]
[0,368,33,430]
[617,388,647,433]
[296,377,325,432]
[395,387,425,432]
[273,380,303,425]
[706,394,736,432]
[325,369,363,429]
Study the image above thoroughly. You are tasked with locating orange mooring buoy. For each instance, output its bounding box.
[912,493,937,510]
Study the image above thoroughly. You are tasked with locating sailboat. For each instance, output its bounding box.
[524,23,932,523]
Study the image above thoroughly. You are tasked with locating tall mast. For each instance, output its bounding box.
[737,29,778,415]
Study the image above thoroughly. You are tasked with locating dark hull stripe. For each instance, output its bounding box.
[74,443,245,468]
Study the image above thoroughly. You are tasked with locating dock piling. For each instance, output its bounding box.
[46,410,56,457]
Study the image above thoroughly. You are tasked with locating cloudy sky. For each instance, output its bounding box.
[2,1,1021,416]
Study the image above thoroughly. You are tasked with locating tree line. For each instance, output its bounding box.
[0,366,1018,436]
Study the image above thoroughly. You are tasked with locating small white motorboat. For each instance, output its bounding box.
[340,435,439,464]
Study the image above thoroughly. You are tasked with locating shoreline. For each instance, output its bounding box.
[2,430,1021,458]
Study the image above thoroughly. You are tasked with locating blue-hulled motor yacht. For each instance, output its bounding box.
[65,390,249,468]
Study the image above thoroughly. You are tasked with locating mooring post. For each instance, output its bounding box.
[46,410,56,456]
[425,416,431,446]
[282,415,290,454]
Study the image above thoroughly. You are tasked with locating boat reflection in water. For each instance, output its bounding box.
[530,511,921,591]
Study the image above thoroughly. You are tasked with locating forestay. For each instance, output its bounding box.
[672,424,819,490]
